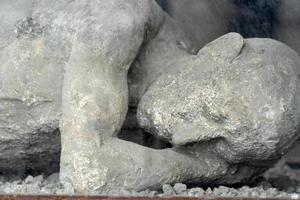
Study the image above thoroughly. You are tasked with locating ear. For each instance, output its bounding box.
[197,32,244,63]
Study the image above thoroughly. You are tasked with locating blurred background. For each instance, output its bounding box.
[157,0,300,55]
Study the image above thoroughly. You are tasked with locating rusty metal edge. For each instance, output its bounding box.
[0,195,292,200]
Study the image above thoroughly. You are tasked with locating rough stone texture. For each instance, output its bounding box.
[0,0,65,174]
[1,0,300,195]
[59,1,269,194]
[58,0,172,194]
[273,1,300,157]
[123,0,194,134]
[0,0,233,193]
[138,32,300,166]
[160,0,300,185]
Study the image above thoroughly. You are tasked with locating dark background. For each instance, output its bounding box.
[157,0,300,55]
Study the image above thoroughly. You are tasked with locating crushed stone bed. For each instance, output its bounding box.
[0,159,299,198]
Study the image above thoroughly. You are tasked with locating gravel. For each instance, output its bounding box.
[173,183,187,194]
[0,159,299,198]
[162,184,176,195]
